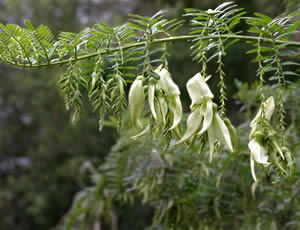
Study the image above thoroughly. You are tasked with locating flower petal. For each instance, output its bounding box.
[248,139,270,166]
[172,106,203,146]
[207,126,215,162]
[197,100,213,135]
[168,95,182,130]
[250,96,275,129]
[250,154,257,182]
[148,82,156,119]
[187,73,214,108]
[158,95,168,124]
[131,125,150,140]
[128,76,145,128]
[155,68,180,96]
[212,113,233,152]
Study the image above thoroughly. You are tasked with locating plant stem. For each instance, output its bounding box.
[6,34,300,69]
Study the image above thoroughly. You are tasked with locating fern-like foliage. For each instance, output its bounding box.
[58,62,87,123]
[246,12,300,142]
[185,2,246,116]
[64,111,300,229]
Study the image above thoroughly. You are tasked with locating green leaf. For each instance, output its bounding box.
[149,71,160,80]
[25,19,35,30]
[254,12,273,23]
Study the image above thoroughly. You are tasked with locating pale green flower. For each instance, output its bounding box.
[248,97,274,181]
[172,106,203,146]
[212,113,233,152]
[168,95,182,130]
[128,75,145,129]
[186,73,214,109]
[247,96,293,181]
[248,139,270,181]
[155,67,180,97]
[148,79,157,120]
[197,100,213,135]
[206,112,233,161]
[173,72,234,154]
[154,67,182,130]
[250,96,275,136]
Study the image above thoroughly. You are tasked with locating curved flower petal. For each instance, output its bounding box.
[207,126,215,162]
[250,154,257,182]
[128,76,145,128]
[212,113,233,152]
[197,100,213,135]
[250,96,275,129]
[155,68,180,96]
[158,95,168,124]
[131,125,150,140]
[148,82,156,119]
[224,118,238,151]
[168,95,182,130]
[248,139,270,166]
[172,106,203,147]
[187,73,214,108]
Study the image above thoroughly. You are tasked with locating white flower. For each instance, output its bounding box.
[148,80,157,119]
[155,67,182,130]
[128,75,145,128]
[212,113,233,152]
[248,96,275,181]
[155,67,180,97]
[250,96,275,136]
[206,112,233,161]
[186,73,214,109]
[248,139,270,181]
[172,106,203,146]
[197,100,213,135]
[172,72,234,154]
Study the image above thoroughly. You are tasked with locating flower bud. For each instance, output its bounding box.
[128,75,145,128]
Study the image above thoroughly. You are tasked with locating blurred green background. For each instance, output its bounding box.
[0,0,299,229]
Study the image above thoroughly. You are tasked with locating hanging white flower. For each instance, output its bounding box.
[250,96,275,136]
[186,73,214,109]
[248,139,270,181]
[128,75,145,129]
[173,72,234,155]
[154,67,182,130]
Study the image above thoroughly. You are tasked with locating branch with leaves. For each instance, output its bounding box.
[0,0,299,179]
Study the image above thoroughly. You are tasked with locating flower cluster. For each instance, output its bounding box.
[248,96,295,181]
[172,73,235,161]
[128,68,294,180]
[128,69,236,161]
[128,65,182,139]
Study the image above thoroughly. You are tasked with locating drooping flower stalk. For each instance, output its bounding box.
[248,96,294,181]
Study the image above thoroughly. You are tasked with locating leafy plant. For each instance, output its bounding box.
[0,2,299,229]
